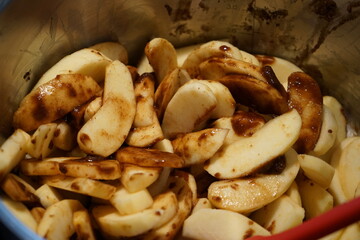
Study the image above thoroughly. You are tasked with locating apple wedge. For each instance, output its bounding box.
[21,157,121,180]
[255,55,303,89]
[0,129,30,180]
[1,195,38,232]
[154,68,191,121]
[298,154,335,189]
[311,105,338,156]
[250,195,305,234]
[337,137,360,200]
[216,74,288,114]
[93,191,178,237]
[145,38,178,85]
[26,123,57,159]
[143,174,193,240]
[120,164,161,192]
[37,199,84,240]
[182,40,244,78]
[14,74,101,132]
[285,181,302,206]
[89,41,128,64]
[204,109,301,179]
[110,185,154,215]
[77,60,136,157]
[172,128,228,166]
[116,146,184,168]
[0,173,39,205]
[297,177,333,220]
[73,209,96,240]
[192,198,213,213]
[183,208,270,240]
[32,48,111,90]
[211,111,266,146]
[208,148,300,213]
[287,71,323,154]
[199,80,236,118]
[42,176,116,200]
[35,184,63,208]
[83,97,102,123]
[323,96,346,146]
[161,80,217,139]
[125,122,164,147]
[52,122,76,151]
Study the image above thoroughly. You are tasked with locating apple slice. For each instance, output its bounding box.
[35,184,63,208]
[52,122,76,151]
[0,173,39,205]
[337,137,360,200]
[116,146,184,168]
[204,109,301,179]
[120,164,161,193]
[311,105,338,156]
[77,60,136,157]
[42,176,116,200]
[37,199,84,240]
[89,41,128,63]
[83,97,102,123]
[32,48,111,90]
[30,207,45,224]
[0,129,30,180]
[323,96,346,146]
[161,80,217,139]
[183,208,270,240]
[255,55,303,89]
[93,191,178,237]
[145,38,178,85]
[172,128,228,166]
[215,74,288,114]
[192,198,213,213]
[211,111,266,146]
[250,195,305,234]
[182,40,243,78]
[287,71,323,154]
[297,177,333,220]
[110,185,154,215]
[285,181,302,206]
[154,68,191,121]
[26,123,57,159]
[298,154,335,189]
[72,209,96,240]
[207,148,300,213]
[13,74,101,132]
[199,80,236,118]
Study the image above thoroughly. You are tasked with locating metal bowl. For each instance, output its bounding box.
[0,0,359,239]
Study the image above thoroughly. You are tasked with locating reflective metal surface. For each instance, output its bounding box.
[0,0,359,139]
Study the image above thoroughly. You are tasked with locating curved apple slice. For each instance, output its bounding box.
[154,68,191,121]
[311,105,338,156]
[183,208,270,240]
[199,57,266,82]
[161,80,217,139]
[216,74,288,114]
[172,128,228,166]
[120,164,161,193]
[199,80,236,118]
[204,109,301,179]
[207,148,300,213]
[287,71,323,154]
[32,48,111,90]
[14,74,101,132]
[256,55,303,89]
[89,41,128,64]
[77,60,136,157]
[145,38,178,85]
[182,41,244,78]
[92,191,178,237]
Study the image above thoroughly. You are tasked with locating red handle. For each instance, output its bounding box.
[248,196,360,240]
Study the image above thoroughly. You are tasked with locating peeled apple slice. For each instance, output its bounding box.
[182,208,270,240]
[205,109,301,179]
[161,80,217,139]
[182,40,244,78]
[77,60,136,157]
[93,191,178,237]
[32,48,111,90]
[89,41,128,63]
[0,129,30,180]
[208,148,300,213]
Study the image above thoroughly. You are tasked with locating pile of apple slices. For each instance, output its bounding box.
[0,38,359,240]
